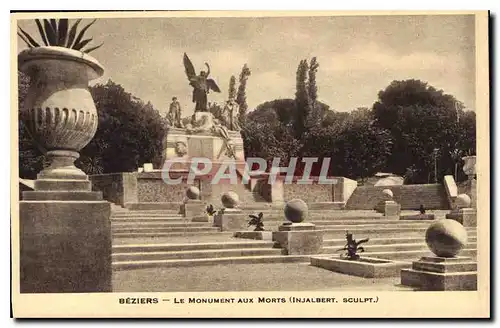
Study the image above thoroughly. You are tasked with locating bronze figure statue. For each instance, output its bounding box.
[166,96,183,128]
[183,53,221,112]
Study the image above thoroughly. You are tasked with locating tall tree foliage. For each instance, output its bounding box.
[18,71,45,179]
[228,75,236,100]
[236,64,251,127]
[80,80,167,173]
[294,59,311,139]
[372,79,475,182]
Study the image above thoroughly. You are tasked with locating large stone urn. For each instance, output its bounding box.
[18,46,104,189]
[18,46,111,293]
[462,155,476,180]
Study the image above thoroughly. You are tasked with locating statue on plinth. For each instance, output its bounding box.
[183,53,221,112]
[222,98,241,131]
[166,96,183,128]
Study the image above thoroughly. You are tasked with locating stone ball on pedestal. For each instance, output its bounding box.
[284,199,308,223]
[382,189,394,199]
[425,219,468,257]
[221,191,240,208]
[186,186,200,200]
[454,194,472,209]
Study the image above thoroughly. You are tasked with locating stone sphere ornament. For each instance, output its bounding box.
[284,199,309,223]
[221,191,240,208]
[425,219,468,257]
[382,189,394,199]
[454,194,472,209]
[186,186,200,200]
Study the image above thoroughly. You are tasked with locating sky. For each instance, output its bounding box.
[17,14,476,116]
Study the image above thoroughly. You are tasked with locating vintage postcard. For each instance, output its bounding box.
[11,10,490,318]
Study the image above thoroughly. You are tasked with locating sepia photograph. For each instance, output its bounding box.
[11,10,490,318]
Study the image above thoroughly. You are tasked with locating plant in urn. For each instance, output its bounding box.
[18,19,104,192]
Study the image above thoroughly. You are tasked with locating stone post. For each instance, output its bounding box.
[181,186,207,222]
[446,194,476,227]
[213,191,247,231]
[272,199,323,255]
[374,189,401,218]
[18,47,111,293]
[401,219,476,291]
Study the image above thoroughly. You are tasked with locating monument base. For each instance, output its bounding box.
[273,222,323,255]
[401,256,477,291]
[20,194,112,293]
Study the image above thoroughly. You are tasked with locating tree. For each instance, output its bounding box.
[18,71,45,179]
[308,57,319,107]
[372,79,475,183]
[236,64,251,127]
[78,80,167,174]
[294,59,311,139]
[228,75,236,100]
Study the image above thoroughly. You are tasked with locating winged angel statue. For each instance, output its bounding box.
[183,53,221,112]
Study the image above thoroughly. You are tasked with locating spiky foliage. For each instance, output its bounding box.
[206,204,217,216]
[336,231,369,260]
[18,18,102,53]
[248,212,265,231]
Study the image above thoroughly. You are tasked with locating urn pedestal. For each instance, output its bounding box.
[18,47,111,293]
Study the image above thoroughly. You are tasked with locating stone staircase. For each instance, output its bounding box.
[111,206,477,271]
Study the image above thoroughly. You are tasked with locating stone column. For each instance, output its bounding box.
[18,47,111,293]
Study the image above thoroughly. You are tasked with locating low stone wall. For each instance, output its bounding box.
[283,183,332,203]
[90,173,137,206]
[254,176,355,204]
[346,184,449,210]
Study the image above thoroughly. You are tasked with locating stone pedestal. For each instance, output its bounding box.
[163,125,245,164]
[181,199,205,219]
[272,222,323,255]
[401,256,477,291]
[446,208,477,227]
[375,200,401,217]
[20,197,112,293]
[213,208,247,232]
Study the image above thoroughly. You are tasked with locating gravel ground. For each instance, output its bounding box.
[113,262,412,292]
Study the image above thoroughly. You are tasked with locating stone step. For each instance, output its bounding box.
[113,247,283,261]
[112,218,194,224]
[323,236,477,247]
[125,202,183,211]
[323,242,477,253]
[314,223,436,229]
[310,219,436,226]
[112,231,223,238]
[321,226,476,236]
[112,226,219,233]
[112,212,183,218]
[112,254,309,271]
[111,222,211,228]
[113,240,275,253]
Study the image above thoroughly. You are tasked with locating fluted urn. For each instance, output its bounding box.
[462,155,476,180]
[18,46,104,188]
